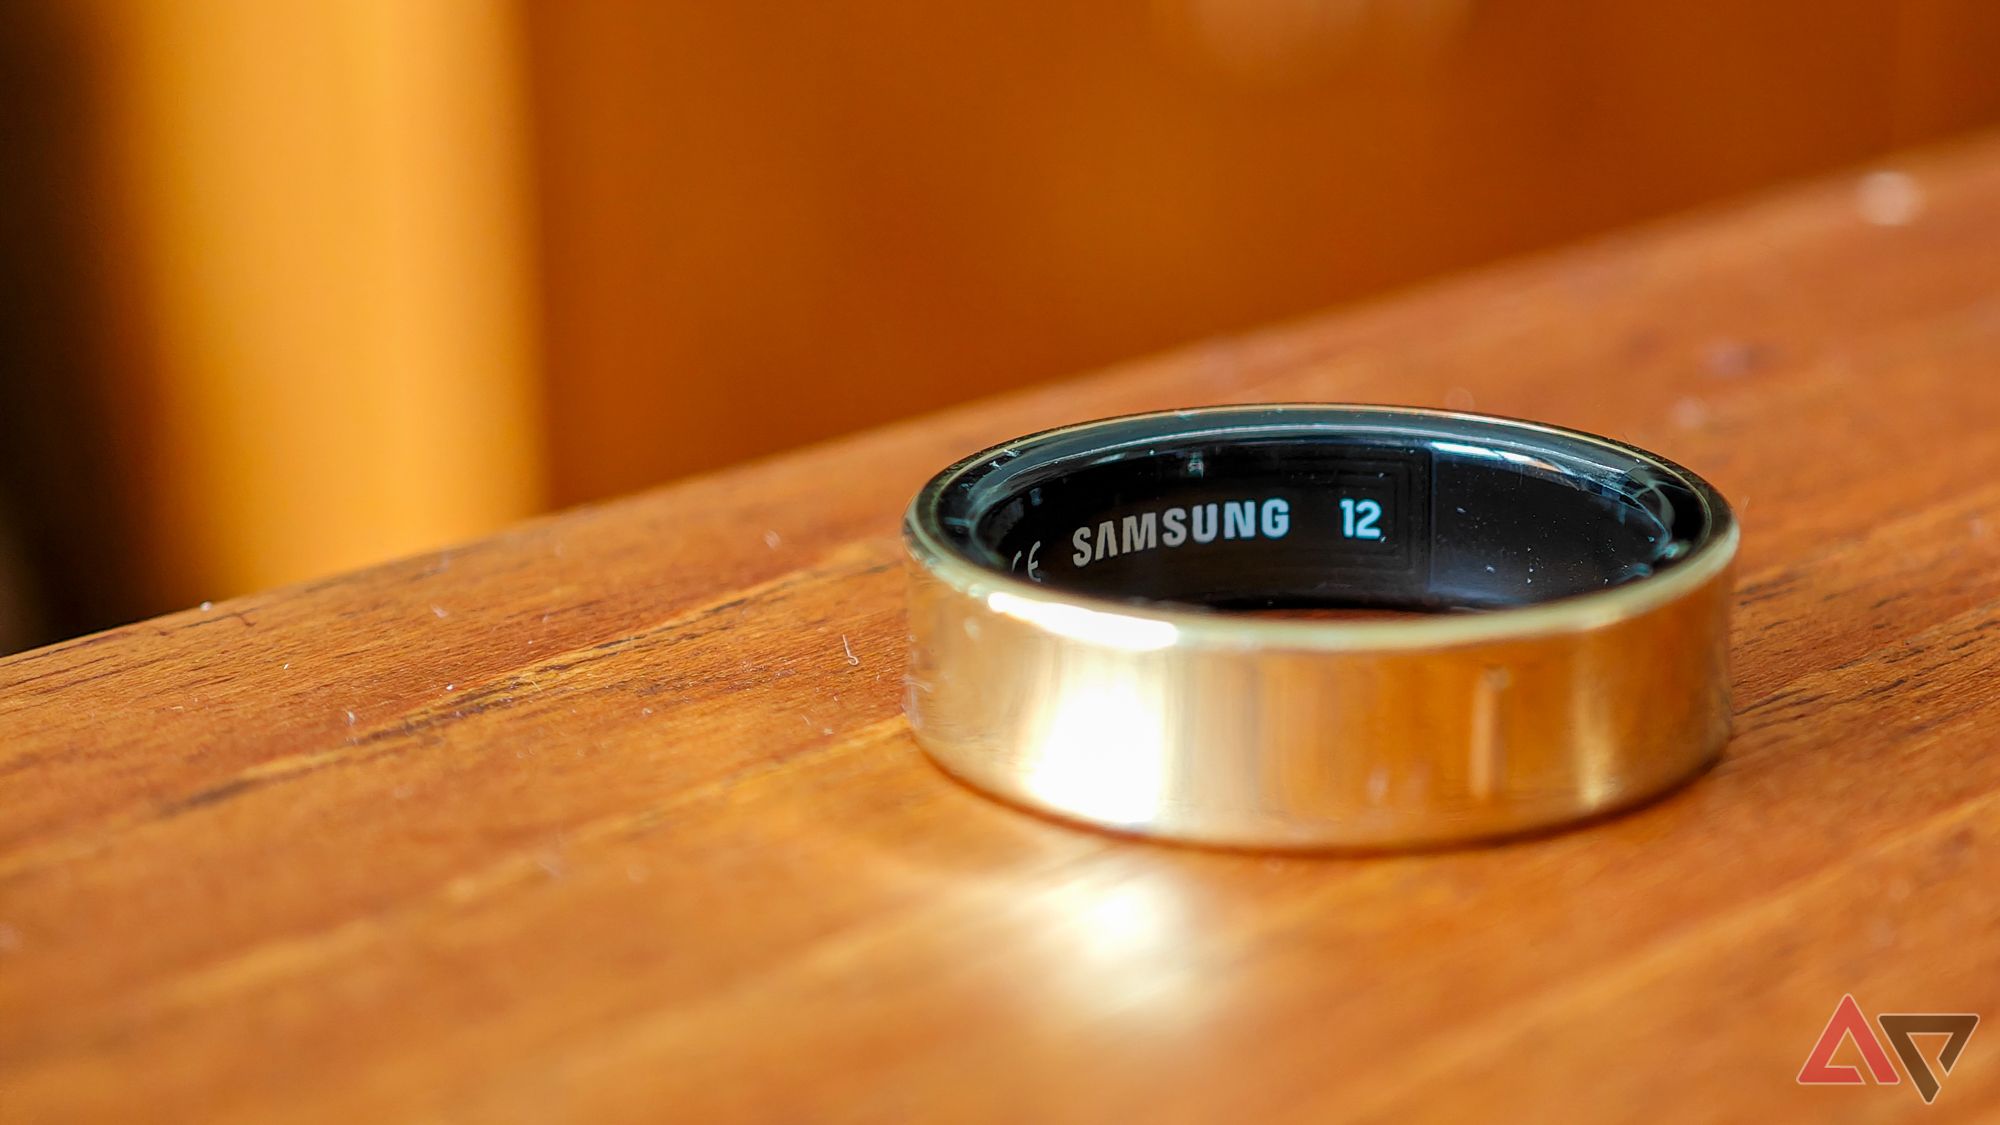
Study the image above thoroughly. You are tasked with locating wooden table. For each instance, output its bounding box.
[8,134,2000,1124]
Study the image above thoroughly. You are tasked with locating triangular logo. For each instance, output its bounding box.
[1798,994,1901,1086]
[1877,1013,1979,1104]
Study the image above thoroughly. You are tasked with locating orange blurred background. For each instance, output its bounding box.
[5,0,2000,652]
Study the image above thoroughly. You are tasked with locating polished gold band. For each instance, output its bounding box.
[902,406,1736,850]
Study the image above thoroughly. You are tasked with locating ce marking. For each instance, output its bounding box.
[1011,540,1044,581]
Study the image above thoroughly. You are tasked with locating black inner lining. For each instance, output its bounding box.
[931,419,1716,612]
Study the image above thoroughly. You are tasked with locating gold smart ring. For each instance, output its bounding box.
[902,404,1737,850]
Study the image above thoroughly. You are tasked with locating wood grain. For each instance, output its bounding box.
[8,132,2000,1122]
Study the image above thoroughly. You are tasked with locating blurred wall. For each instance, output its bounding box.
[0,3,125,648]
[7,0,2000,647]
[79,0,547,607]
[526,0,2000,505]
[1,0,543,640]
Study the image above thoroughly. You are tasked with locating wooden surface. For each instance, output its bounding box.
[7,134,2000,1123]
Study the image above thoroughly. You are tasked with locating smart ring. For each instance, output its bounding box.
[902,404,1737,849]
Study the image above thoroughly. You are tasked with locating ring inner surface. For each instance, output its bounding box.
[939,417,1716,612]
